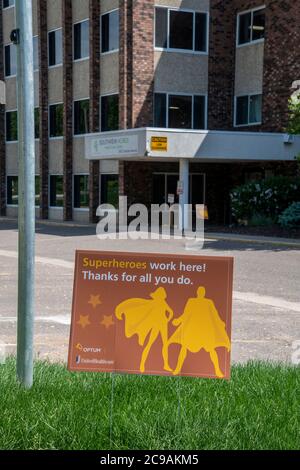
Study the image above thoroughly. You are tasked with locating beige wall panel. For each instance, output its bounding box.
[47,0,62,30]
[100,160,119,174]
[5,78,17,109]
[154,52,208,94]
[6,143,18,174]
[49,208,64,220]
[100,53,119,95]
[155,0,209,12]
[6,207,18,217]
[73,209,89,223]
[73,137,89,174]
[72,0,90,23]
[49,139,63,174]
[73,60,90,100]
[3,7,15,43]
[48,66,63,103]
[101,0,119,14]
[235,43,264,96]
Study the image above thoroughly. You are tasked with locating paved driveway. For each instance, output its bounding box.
[0,219,299,364]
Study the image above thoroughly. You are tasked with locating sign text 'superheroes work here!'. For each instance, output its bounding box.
[68,251,233,379]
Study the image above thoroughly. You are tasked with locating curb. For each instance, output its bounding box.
[206,232,300,248]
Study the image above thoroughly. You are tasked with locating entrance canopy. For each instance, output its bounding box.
[85,127,300,162]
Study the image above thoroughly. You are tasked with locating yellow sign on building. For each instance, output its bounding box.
[151,136,168,151]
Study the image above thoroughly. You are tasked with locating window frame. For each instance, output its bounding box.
[6,175,18,207]
[100,92,119,132]
[49,174,64,209]
[48,102,64,140]
[154,92,208,130]
[5,109,18,143]
[3,0,15,10]
[4,43,17,78]
[73,18,90,62]
[234,93,263,127]
[33,35,39,72]
[154,7,209,55]
[73,98,90,137]
[236,6,266,48]
[100,8,120,55]
[48,27,63,68]
[73,174,90,211]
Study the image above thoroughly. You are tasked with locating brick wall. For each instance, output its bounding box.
[0,5,5,216]
[89,0,101,223]
[62,0,73,221]
[37,0,49,219]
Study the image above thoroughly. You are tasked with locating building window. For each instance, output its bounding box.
[101,9,119,53]
[101,94,119,132]
[154,93,206,130]
[74,175,89,209]
[235,94,262,126]
[50,175,64,207]
[3,0,15,8]
[35,176,40,207]
[5,44,17,77]
[101,175,119,207]
[49,103,63,138]
[7,176,18,206]
[35,108,40,139]
[74,20,89,60]
[155,7,208,53]
[74,99,90,135]
[237,7,265,46]
[48,29,62,67]
[33,36,39,71]
[6,110,18,141]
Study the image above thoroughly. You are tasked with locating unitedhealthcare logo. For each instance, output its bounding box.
[76,355,81,364]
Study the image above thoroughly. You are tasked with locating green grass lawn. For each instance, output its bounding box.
[0,359,299,450]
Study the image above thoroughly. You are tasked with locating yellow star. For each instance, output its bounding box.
[101,315,115,329]
[77,315,91,329]
[88,294,102,309]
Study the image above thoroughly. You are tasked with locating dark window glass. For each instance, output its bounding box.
[101,95,119,132]
[49,103,63,137]
[5,44,17,77]
[249,94,262,123]
[155,7,168,48]
[48,29,62,66]
[35,176,40,207]
[3,0,14,8]
[6,111,18,141]
[35,108,40,139]
[152,174,166,204]
[33,36,39,71]
[193,95,206,129]
[50,175,64,207]
[7,176,18,205]
[101,10,119,53]
[168,95,192,129]
[169,10,193,50]
[74,100,90,135]
[154,93,167,128]
[195,13,207,52]
[74,20,89,60]
[252,9,265,41]
[74,175,89,208]
[236,96,249,125]
[238,12,251,45]
[101,175,119,207]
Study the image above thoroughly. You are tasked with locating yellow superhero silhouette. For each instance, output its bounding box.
[168,286,230,377]
[115,287,174,373]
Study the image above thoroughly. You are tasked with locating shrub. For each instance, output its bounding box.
[230,176,300,222]
[278,202,300,228]
[248,214,275,227]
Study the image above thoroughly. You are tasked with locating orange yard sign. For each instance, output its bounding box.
[68,251,233,379]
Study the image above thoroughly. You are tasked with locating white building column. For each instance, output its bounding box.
[179,159,189,231]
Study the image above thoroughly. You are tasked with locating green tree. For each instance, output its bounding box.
[287,95,300,135]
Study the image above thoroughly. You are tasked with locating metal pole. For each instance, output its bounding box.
[15,0,35,388]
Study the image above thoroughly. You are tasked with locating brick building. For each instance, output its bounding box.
[1,0,300,225]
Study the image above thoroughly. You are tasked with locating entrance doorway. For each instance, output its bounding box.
[152,173,205,206]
